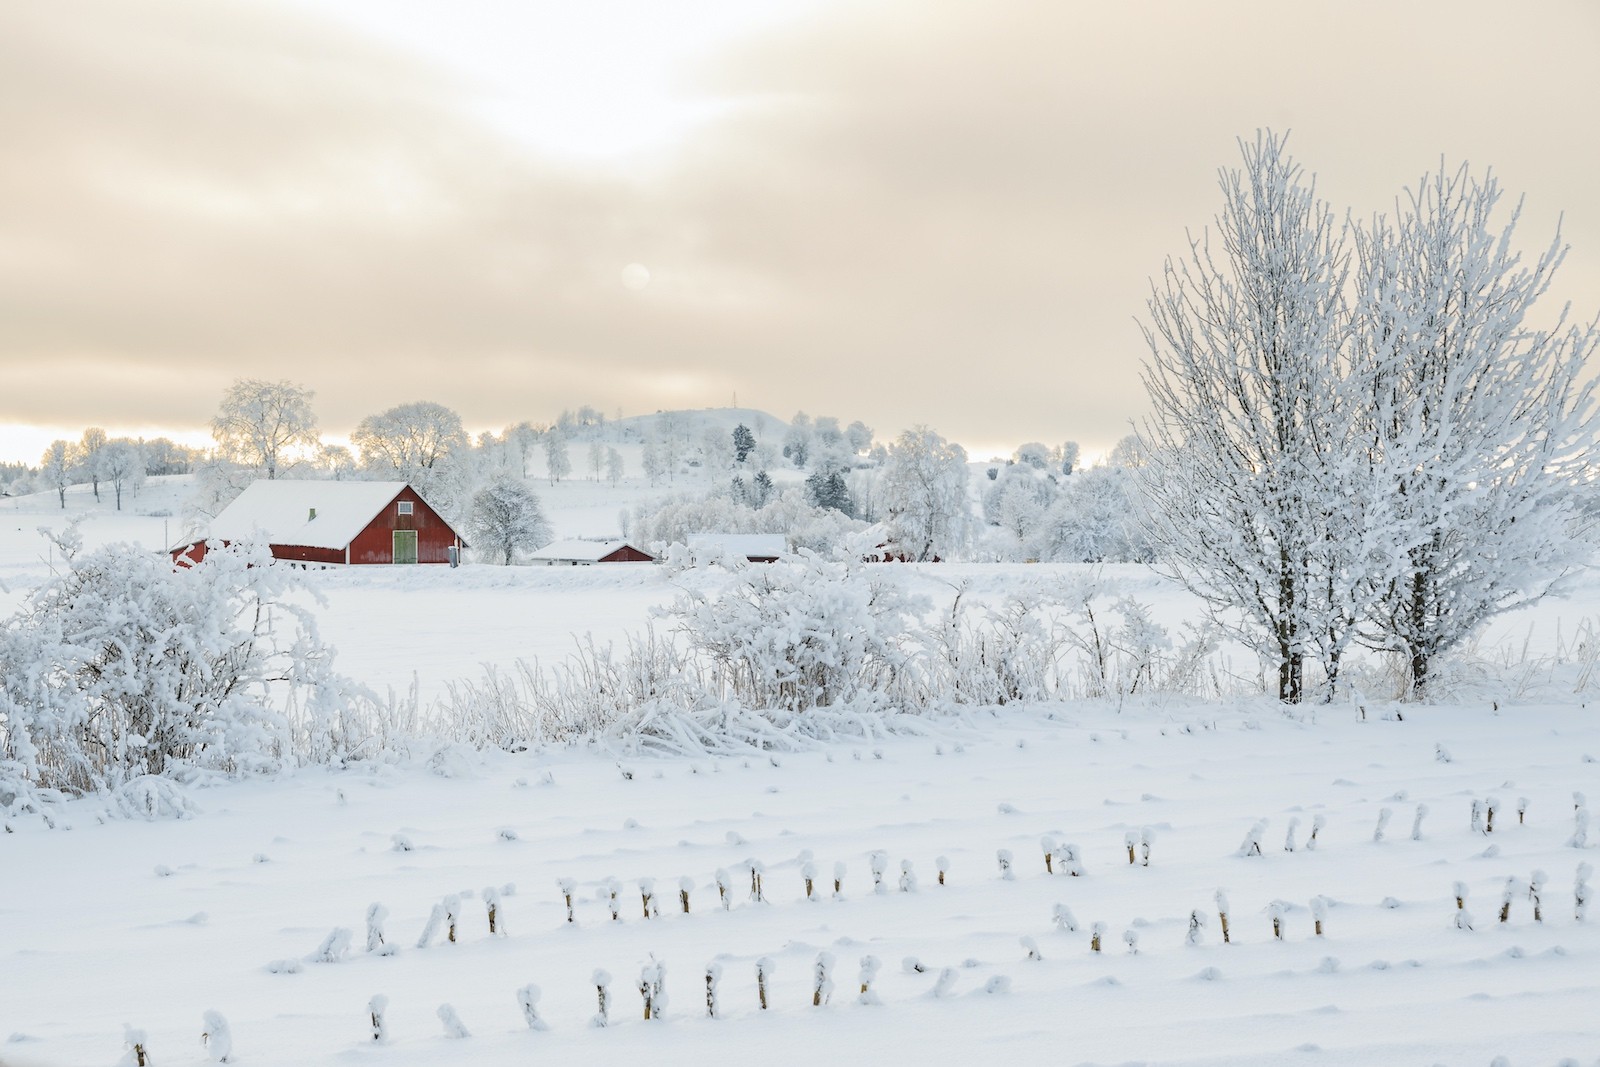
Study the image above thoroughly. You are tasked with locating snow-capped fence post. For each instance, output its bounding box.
[937,855,950,885]
[558,878,576,924]
[833,861,847,899]
[1269,901,1285,940]
[484,886,502,935]
[606,878,622,921]
[1485,796,1500,834]
[1216,889,1231,944]
[1090,921,1105,953]
[365,903,388,952]
[1041,835,1056,874]
[639,878,657,920]
[592,969,612,1028]
[715,868,733,910]
[517,984,549,1030]
[437,1004,470,1039]
[1454,881,1469,910]
[1517,797,1528,825]
[748,860,766,903]
[679,876,694,914]
[1306,814,1325,850]
[812,951,835,1006]
[1125,830,1138,865]
[368,994,388,1043]
[705,963,721,1018]
[858,955,882,1004]
[1530,870,1546,923]
[997,849,1014,880]
[124,1027,150,1066]
[1140,827,1154,867]
[201,1010,233,1063]
[444,895,460,943]
[639,961,662,1020]
[1471,798,1485,835]
[756,957,774,1010]
[1499,877,1516,923]
[1311,896,1328,937]
[802,860,817,900]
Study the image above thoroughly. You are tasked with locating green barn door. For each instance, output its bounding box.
[392,530,418,564]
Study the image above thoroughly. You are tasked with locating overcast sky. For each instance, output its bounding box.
[3,0,1597,464]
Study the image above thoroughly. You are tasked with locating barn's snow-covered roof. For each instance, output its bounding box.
[528,539,650,562]
[182,480,417,550]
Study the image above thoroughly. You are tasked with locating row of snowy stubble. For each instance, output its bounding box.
[117,792,1598,1063]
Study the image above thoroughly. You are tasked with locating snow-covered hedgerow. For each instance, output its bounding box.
[0,532,372,809]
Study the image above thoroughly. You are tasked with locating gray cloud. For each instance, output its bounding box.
[3,0,1597,458]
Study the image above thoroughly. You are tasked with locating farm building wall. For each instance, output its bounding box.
[345,485,460,564]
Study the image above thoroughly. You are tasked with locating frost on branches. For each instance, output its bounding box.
[0,534,368,813]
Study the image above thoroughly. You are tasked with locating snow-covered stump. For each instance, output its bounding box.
[1411,804,1429,841]
[869,851,889,894]
[1125,830,1138,865]
[812,951,835,1006]
[368,994,389,1042]
[1311,896,1328,937]
[1052,902,1079,933]
[558,878,576,924]
[201,1010,233,1063]
[639,960,665,1020]
[591,969,612,1028]
[517,984,549,1031]
[1486,796,1501,834]
[1306,814,1326,851]
[1041,835,1056,874]
[756,957,774,1011]
[1216,889,1231,944]
[639,878,657,920]
[437,1003,470,1039]
[1090,921,1106,953]
[1373,807,1393,844]
[936,855,950,885]
[484,886,504,936]
[997,849,1015,881]
[1140,827,1154,867]
[1021,936,1042,962]
[679,876,694,914]
[1269,901,1285,941]
[1237,820,1267,857]
[1500,877,1517,923]
[313,927,353,963]
[365,903,389,953]
[715,869,734,910]
[858,955,882,1004]
[705,963,722,1018]
[605,879,622,922]
[124,1026,150,1066]
[899,859,918,892]
[747,860,766,903]
[833,861,847,899]
[802,860,818,901]
[1187,909,1206,946]
[1576,863,1592,922]
[1284,817,1300,852]
[1530,870,1546,923]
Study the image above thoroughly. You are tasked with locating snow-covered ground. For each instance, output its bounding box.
[2,480,1599,1066]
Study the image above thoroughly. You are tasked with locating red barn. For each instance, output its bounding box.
[171,480,465,566]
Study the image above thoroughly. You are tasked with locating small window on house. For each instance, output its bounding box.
[397,501,414,516]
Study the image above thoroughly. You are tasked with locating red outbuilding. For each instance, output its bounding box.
[171,480,465,566]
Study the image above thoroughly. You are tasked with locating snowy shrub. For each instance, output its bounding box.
[123,1025,150,1066]
[997,848,1014,880]
[747,859,766,902]
[1187,909,1206,946]
[1021,936,1042,962]
[517,984,548,1031]
[811,951,835,1006]
[1052,902,1078,932]
[0,538,370,804]
[638,960,666,1020]
[1284,817,1300,852]
[704,963,722,1018]
[312,927,352,963]
[899,858,917,892]
[1237,820,1267,857]
[1125,830,1138,865]
[591,969,612,1028]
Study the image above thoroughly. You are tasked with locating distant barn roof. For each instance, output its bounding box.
[181,480,420,551]
[528,539,652,562]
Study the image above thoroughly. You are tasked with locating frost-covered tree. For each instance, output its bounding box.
[544,429,571,485]
[1136,132,1364,702]
[465,478,552,565]
[1351,163,1598,696]
[732,423,756,464]
[588,439,605,481]
[1014,442,1051,470]
[805,467,853,515]
[1058,440,1080,476]
[878,426,970,561]
[846,420,874,456]
[38,440,73,508]
[98,438,146,511]
[77,426,107,501]
[783,412,813,468]
[605,446,624,485]
[210,378,319,479]
[352,401,468,474]
[641,437,664,486]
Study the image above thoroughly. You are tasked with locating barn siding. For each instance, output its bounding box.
[599,545,655,563]
[346,485,460,564]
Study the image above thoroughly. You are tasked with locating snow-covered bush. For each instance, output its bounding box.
[0,536,369,809]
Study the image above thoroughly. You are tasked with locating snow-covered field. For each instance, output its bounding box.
[3,482,1599,1066]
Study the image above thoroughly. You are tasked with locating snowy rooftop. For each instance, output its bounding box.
[528,539,649,562]
[179,480,417,551]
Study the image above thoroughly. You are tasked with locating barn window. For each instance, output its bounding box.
[397,501,414,516]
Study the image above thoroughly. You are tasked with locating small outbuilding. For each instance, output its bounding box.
[171,480,465,566]
[688,533,787,563]
[527,539,656,566]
